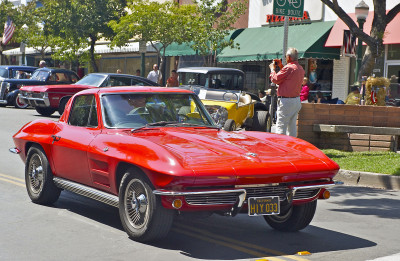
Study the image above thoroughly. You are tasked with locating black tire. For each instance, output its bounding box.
[58,97,70,116]
[14,95,29,109]
[35,107,56,117]
[119,168,174,242]
[25,145,61,205]
[264,200,317,232]
[223,119,236,131]
[251,110,270,132]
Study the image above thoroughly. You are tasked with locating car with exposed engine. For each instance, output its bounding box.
[10,86,340,242]
[177,67,271,131]
[19,72,159,116]
[0,67,79,108]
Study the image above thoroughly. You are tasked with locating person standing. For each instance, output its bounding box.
[147,64,161,84]
[166,70,179,87]
[269,47,305,137]
[300,77,310,103]
[39,60,47,68]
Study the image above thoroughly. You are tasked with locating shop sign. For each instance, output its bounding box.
[266,11,311,25]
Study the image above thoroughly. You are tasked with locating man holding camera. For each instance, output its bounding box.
[269,47,305,137]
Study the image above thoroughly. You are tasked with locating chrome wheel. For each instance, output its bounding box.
[124,179,149,229]
[27,154,45,194]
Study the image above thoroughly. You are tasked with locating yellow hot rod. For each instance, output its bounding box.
[177,67,271,132]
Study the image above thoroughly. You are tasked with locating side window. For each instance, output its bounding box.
[109,76,131,86]
[70,74,79,83]
[69,95,98,127]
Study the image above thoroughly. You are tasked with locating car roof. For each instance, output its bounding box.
[0,65,38,70]
[35,67,77,73]
[82,73,159,86]
[177,67,244,74]
[77,86,194,96]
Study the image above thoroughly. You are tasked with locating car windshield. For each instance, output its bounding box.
[31,70,49,81]
[101,93,216,129]
[76,74,107,87]
[179,72,244,90]
[0,68,8,78]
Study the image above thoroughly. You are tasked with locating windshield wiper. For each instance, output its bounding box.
[130,121,179,133]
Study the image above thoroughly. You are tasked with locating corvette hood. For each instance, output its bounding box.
[132,128,338,185]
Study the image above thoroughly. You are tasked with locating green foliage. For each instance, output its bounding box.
[323,149,400,176]
[190,0,247,61]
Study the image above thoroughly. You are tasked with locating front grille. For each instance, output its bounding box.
[0,84,7,99]
[294,189,320,200]
[185,192,238,205]
[184,186,323,206]
[31,93,43,99]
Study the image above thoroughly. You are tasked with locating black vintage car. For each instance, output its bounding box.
[0,67,79,108]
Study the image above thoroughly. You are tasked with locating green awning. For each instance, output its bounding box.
[217,21,340,63]
[161,29,245,57]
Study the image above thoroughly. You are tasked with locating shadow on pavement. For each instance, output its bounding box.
[50,191,376,260]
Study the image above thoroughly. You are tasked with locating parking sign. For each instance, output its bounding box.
[273,0,305,18]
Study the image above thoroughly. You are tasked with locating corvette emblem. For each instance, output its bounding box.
[245,152,258,157]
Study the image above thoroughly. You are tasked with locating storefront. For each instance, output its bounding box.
[216,21,339,97]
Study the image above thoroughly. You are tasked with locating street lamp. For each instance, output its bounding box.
[354,0,369,86]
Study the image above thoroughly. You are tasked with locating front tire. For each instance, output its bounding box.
[25,145,61,205]
[58,97,70,116]
[223,119,236,131]
[119,169,174,242]
[14,95,28,109]
[264,200,317,232]
[35,107,56,117]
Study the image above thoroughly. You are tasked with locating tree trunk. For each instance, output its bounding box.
[90,36,98,73]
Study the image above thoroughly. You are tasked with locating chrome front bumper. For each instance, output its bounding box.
[18,93,50,107]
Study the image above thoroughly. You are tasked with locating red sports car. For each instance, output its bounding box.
[10,86,339,242]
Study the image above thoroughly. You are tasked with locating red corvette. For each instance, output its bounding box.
[11,86,339,242]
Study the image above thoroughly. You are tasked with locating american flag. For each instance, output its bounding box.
[2,16,15,45]
[342,30,356,57]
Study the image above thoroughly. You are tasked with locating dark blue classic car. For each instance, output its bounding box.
[0,65,38,80]
[0,67,79,108]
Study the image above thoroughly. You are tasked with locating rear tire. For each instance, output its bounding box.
[223,119,236,131]
[264,200,317,232]
[25,145,61,205]
[119,168,174,242]
[252,111,270,132]
[35,107,56,117]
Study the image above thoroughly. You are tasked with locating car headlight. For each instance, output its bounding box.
[42,92,48,98]
[205,105,228,126]
[4,82,10,91]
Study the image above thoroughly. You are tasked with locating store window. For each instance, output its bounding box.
[387,44,400,60]
[307,59,334,102]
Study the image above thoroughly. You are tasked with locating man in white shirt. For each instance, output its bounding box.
[147,64,161,84]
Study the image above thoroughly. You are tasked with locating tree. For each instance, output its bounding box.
[190,0,247,66]
[39,0,127,72]
[320,0,400,82]
[109,0,197,84]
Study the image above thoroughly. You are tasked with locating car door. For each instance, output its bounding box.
[51,94,101,186]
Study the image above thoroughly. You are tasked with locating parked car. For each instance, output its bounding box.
[10,86,339,242]
[0,65,37,80]
[0,67,79,108]
[177,67,271,131]
[19,73,159,116]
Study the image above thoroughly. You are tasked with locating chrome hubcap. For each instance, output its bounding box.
[28,154,44,193]
[125,179,149,229]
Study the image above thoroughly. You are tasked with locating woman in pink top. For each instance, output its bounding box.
[300,77,310,103]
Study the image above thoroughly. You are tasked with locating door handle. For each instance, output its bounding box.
[51,135,61,144]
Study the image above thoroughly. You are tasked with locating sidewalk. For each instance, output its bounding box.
[335,169,400,190]
[270,125,400,190]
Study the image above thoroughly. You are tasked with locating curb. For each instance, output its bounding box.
[335,169,400,190]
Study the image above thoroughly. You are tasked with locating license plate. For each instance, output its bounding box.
[248,196,280,216]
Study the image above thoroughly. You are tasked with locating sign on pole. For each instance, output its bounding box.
[273,0,305,18]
